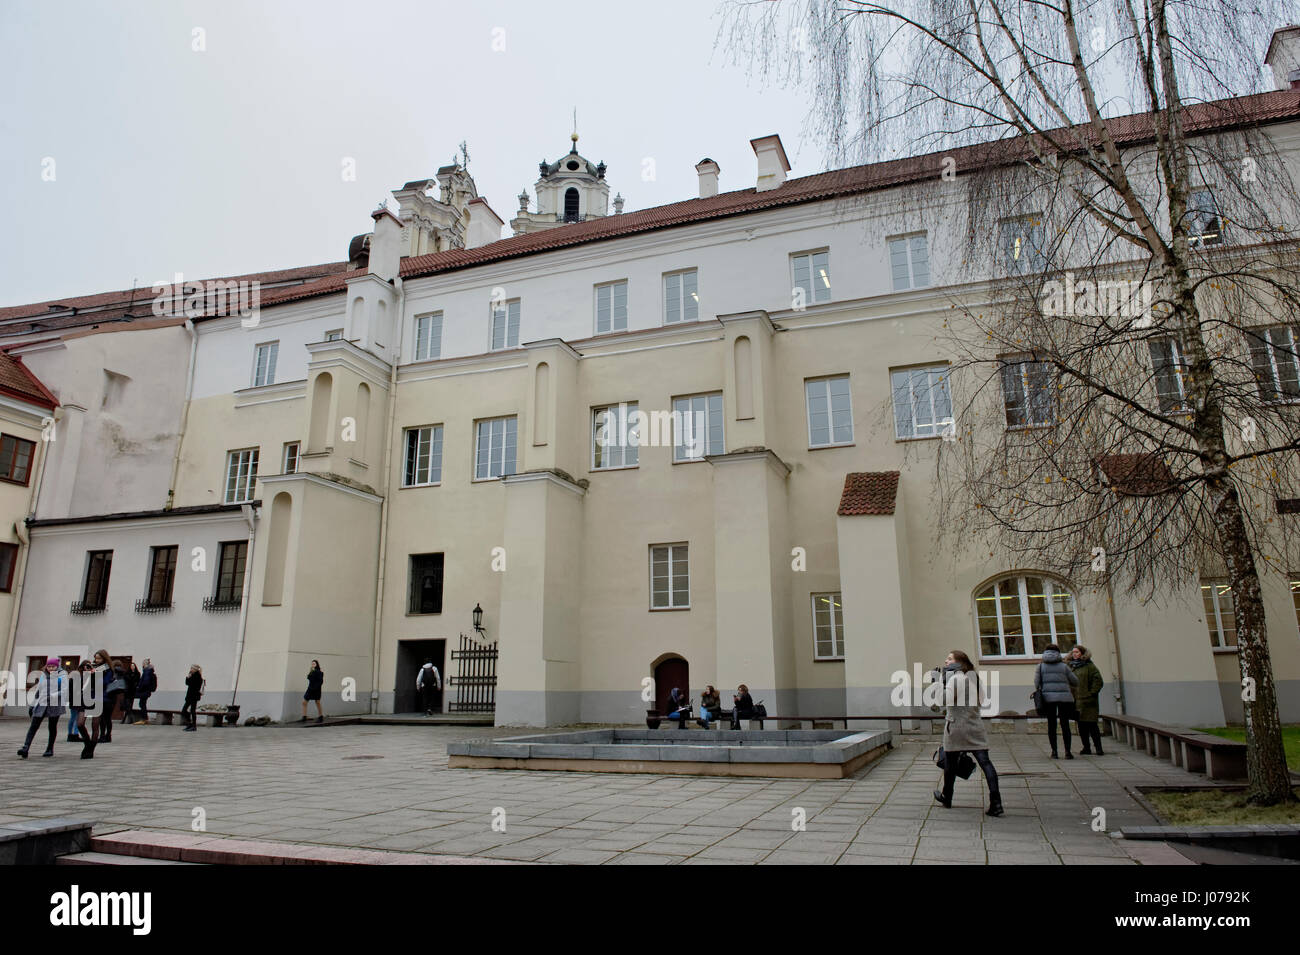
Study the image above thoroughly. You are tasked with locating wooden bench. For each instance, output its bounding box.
[148,708,239,728]
[1100,713,1247,780]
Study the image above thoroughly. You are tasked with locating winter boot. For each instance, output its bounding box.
[985,793,1005,817]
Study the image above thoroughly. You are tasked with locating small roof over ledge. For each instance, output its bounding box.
[838,471,900,516]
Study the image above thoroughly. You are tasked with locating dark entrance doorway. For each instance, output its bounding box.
[653,655,689,716]
[396,639,445,714]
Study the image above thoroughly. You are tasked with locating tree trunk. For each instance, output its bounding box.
[1213,484,1295,804]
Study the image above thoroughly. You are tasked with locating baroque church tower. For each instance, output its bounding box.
[511,132,622,235]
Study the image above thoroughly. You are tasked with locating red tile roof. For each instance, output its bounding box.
[838,471,900,516]
[254,88,1300,311]
[0,351,57,410]
[1095,453,1177,496]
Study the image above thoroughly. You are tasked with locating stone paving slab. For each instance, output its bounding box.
[0,717,1216,865]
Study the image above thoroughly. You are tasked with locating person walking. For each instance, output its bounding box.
[1035,643,1079,759]
[181,664,204,732]
[133,659,156,725]
[416,659,441,716]
[99,659,127,742]
[74,660,101,759]
[85,650,112,752]
[18,657,66,759]
[1068,645,1105,755]
[933,650,1003,816]
[301,660,325,724]
[65,661,82,742]
[730,684,754,730]
[122,662,141,725]
[697,684,720,728]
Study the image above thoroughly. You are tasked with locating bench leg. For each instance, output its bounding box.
[1183,742,1206,774]
[1154,735,1171,760]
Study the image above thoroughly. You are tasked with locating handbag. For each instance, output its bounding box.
[1031,689,1046,713]
[933,746,977,779]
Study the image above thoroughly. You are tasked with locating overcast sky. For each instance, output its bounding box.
[0,0,821,306]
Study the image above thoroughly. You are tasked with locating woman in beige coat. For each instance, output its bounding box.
[933,650,1003,817]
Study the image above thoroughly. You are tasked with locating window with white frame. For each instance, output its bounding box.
[805,375,853,447]
[811,592,845,659]
[252,342,278,387]
[1187,189,1223,247]
[595,281,628,334]
[672,393,724,461]
[490,300,520,350]
[403,425,444,487]
[1000,356,1053,428]
[663,270,698,324]
[1201,579,1237,648]
[791,250,831,305]
[998,215,1047,274]
[1148,339,1189,412]
[224,448,259,504]
[1290,577,1300,634]
[975,575,1079,658]
[324,329,343,342]
[414,312,443,361]
[891,365,952,439]
[592,403,639,470]
[282,442,300,475]
[474,416,517,480]
[1247,325,1300,403]
[650,543,689,609]
[888,233,931,290]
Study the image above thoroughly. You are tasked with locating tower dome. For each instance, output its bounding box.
[511,132,612,235]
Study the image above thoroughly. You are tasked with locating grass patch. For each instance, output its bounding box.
[1145,788,1300,826]
[1194,725,1300,771]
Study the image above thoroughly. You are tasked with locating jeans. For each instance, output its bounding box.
[1041,700,1075,754]
[941,749,1000,800]
[670,708,689,729]
[22,715,60,753]
[699,707,714,725]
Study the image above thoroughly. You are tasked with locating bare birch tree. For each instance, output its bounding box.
[721,0,1300,803]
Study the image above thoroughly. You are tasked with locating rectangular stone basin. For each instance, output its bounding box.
[447,728,892,778]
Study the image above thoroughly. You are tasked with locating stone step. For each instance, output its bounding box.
[89,830,513,865]
[56,851,204,866]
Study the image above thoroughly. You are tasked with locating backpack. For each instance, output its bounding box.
[420,667,436,690]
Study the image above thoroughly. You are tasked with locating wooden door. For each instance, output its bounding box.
[654,657,689,715]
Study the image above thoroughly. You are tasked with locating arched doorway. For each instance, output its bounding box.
[652,654,688,715]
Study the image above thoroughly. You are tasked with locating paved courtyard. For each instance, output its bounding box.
[0,719,1200,864]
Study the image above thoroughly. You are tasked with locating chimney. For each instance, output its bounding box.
[750,135,791,192]
[695,158,720,198]
[369,206,403,282]
[465,197,504,249]
[1265,25,1300,90]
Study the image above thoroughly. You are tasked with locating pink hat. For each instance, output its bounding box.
[45,656,60,667]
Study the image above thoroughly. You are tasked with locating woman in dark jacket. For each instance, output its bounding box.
[933,650,1003,816]
[182,664,204,731]
[1068,645,1105,755]
[99,659,126,741]
[74,660,101,758]
[301,660,325,724]
[85,649,112,752]
[18,657,65,758]
[697,685,721,729]
[730,684,754,730]
[134,659,156,725]
[121,662,140,725]
[1035,644,1079,759]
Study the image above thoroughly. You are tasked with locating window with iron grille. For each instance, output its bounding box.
[146,546,178,607]
[0,434,36,485]
[82,550,113,610]
[214,541,247,605]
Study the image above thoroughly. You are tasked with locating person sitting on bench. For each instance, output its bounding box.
[697,685,721,728]
[730,684,754,729]
[667,687,691,729]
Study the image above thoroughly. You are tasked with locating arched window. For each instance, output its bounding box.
[564,187,580,222]
[974,574,1078,658]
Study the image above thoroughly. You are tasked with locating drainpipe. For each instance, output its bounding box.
[166,319,199,510]
[369,276,405,713]
[1104,573,1126,716]
[230,502,258,707]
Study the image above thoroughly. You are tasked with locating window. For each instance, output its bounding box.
[791,250,831,304]
[564,187,580,222]
[888,233,931,290]
[408,553,444,614]
[225,448,259,504]
[1187,189,1223,247]
[672,393,724,461]
[474,417,517,480]
[0,434,36,485]
[282,442,300,475]
[805,375,853,447]
[414,312,443,361]
[663,270,699,324]
[490,300,520,350]
[650,543,689,609]
[253,341,279,387]
[592,403,639,470]
[595,281,628,334]
[403,425,444,486]
[1291,577,1300,634]
[82,550,113,610]
[891,365,952,439]
[0,542,17,593]
[1000,357,1053,428]
[975,575,1078,658]
[1201,579,1237,648]
[998,216,1046,274]
[1247,326,1300,403]
[325,329,344,342]
[1148,339,1189,412]
[146,546,178,607]
[214,541,247,605]
[812,593,845,660]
